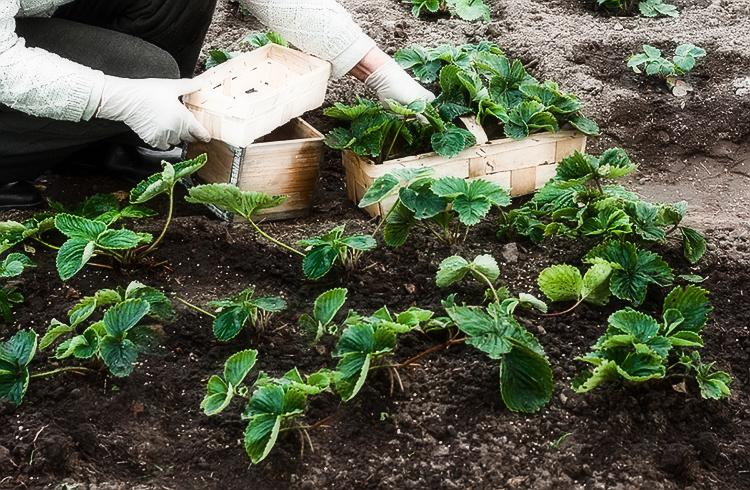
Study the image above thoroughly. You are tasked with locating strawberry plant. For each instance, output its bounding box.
[628,44,706,96]
[500,148,706,266]
[297,226,376,280]
[573,285,732,400]
[298,288,348,342]
[395,42,599,138]
[206,31,288,69]
[186,184,377,279]
[178,286,287,341]
[324,98,477,161]
[40,281,174,378]
[409,0,491,22]
[357,168,511,246]
[0,330,87,406]
[201,349,334,463]
[597,0,678,17]
[0,253,34,323]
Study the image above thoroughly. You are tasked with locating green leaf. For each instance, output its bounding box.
[448,0,491,21]
[446,306,521,359]
[581,263,612,305]
[431,126,476,158]
[313,288,348,326]
[302,246,339,280]
[499,343,553,413]
[663,285,711,332]
[40,320,74,350]
[186,184,286,221]
[224,349,258,387]
[398,186,446,220]
[54,214,106,240]
[538,264,583,303]
[555,151,595,181]
[201,375,233,415]
[0,329,37,368]
[96,229,142,250]
[103,299,150,338]
[696,368,731,400]
[0,253,33,278]
[681,227,706,264]
[125,282,175,322]
[436,256,470,288]
[56,238,96,281]
[383,203,416,247]
[568,115,600,136]
[99,336,138,377]
[213,306,250,341]
[608,309,660,342]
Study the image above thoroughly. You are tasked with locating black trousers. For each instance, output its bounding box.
[0,0,217,184]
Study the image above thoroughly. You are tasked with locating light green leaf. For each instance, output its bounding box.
[499,343,553,413]
[99,337,138,377]
[103,299,150,338]
[224,349,258,387]
[56,239,96,281]
[538,265,582,303]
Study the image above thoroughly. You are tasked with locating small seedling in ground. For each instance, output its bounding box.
[597,0,678,18]
[0,253,34,323]
[298,288,348,342]
[49,155,206,280]
[628,44,706,96]
[177,286,287,341]
[186,184,377,280]
[409,0,491,22]
[358,167,511,246]
[573,285,731,400]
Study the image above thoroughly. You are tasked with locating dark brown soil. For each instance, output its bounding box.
[2,0,750,488]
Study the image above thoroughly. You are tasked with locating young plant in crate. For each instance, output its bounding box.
[359,168,511,246]
[186,183,377,279]
[573,285,732,400]
[324,98,477,162]
[628,44,706,96]
[394,42,599,138]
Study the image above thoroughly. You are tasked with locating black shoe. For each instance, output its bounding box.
[60,144,183,183]
[0,182,43,210]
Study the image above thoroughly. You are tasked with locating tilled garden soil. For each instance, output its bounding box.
[2,0,750,488]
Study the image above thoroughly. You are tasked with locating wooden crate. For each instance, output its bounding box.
[184,118,324,221]
[342,123,587,217]
[184,44,331,147]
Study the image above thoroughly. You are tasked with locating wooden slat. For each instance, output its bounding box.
[511,167,537,197]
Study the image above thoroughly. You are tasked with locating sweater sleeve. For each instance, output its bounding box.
[240,0,376,78]
[0,0,104,122]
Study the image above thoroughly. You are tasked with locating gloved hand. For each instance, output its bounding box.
[365,58,436,105]
[95,76,211,150]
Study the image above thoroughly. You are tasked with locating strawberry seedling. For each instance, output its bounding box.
[325,98,477,162]
[573,285,731,400]
[0,253,34,323]
[358,168,511,246]
[628,44,706,96]
[409,0,491,22]
[500,148,706,266]
[178,286,287,341]
[298,288,348,342]
[186,184,377,280]
[597,0,678,17]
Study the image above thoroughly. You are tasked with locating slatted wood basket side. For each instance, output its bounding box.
[185,118,324,221]
[343,130,587,217]
[184,44,331,147]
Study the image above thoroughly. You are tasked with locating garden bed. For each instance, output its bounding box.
[1,0,750,488]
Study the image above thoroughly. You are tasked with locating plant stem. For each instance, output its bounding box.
[281,412,339,433]
[383,120,405,163]
[30,366,92,379]
[248,220,305,257]
[141,190,174,257]
[87,262,115,270]
[33,238,59,251]
[541,298,584,317]
[473,270,500,303]
[176,297,217,318]
[392,337,466,369]
[373,201,398,236]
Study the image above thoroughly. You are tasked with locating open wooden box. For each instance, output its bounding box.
[343,120,587,217]
[184,118,324,221]
[184,44,331,148]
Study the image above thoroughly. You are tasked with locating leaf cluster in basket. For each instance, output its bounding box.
[394,41,600,139]
[0,253,34,323]
[597,0,679,17]
[573,285,730,400]
[0,281,173,406]
[357,167,511,246]
[499,147,706,267]
[628,44,705,96]
[0,155,206,282]
[324,98,477,162]
[185,183,376,280]
[409,0,491,22]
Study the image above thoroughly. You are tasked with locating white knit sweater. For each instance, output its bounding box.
[0,0,375,122]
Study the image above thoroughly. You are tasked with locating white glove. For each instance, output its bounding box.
[365,58,436,105]
[96,76,211,150]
